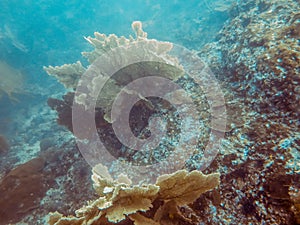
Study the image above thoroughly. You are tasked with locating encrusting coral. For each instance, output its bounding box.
[47,164,220,225]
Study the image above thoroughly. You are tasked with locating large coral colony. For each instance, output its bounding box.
[44,21,222,224]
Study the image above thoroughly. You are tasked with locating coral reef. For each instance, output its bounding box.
[0,60,24,101]
[43,3,300,224]
[200,0,300,116]
[47,164,220,225]
[196,0,300,224]
[44,21,203,183]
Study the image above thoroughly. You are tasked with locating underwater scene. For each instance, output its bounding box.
[0,0,299,224]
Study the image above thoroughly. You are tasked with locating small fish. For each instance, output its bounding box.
[3,24,28,52]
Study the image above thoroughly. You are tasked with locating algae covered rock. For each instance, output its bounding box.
[0,157,47,224]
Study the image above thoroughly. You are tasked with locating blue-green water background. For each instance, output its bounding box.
[1,1,300,224]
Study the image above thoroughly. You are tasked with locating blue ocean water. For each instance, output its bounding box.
[0,0,299,224]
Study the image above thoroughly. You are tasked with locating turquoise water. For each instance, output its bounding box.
[0,0,299,224]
